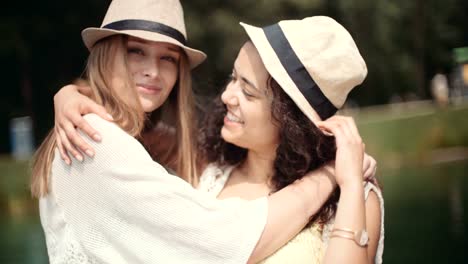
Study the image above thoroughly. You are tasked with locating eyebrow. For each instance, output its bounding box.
[128,37,181,54]
[233,68,259,91]
[128,37,149,44]
[167,46,181,52]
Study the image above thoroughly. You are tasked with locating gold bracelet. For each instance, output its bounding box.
[330,227,369,247]
[332,227,355,234]
[330,233,355,241]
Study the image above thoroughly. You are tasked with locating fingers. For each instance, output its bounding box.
[362,153,377,180]
[53,83,107,162]
[337,116,361,143]
[55,128,71,165]
[362,153,371,176]
[76,97,112,142]
[367,156,378,180]
[76,97,106,141]
[315,118,343,136]
[83,100,113,122]
[342,116,361,140]
[62,119,95,158]
[69,109,101,142]
[316,116,362,145]
[316,118,351,145]
[58,125,83,162]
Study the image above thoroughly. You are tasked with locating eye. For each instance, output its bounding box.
[161,55,178,64]
[127,48,144,56]
[242,88,254,98]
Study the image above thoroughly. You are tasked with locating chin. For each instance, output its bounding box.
[221,127,243,147]
[221,127,234,143]
[220,126,229,140]
[140,99,161,113]
[142,105,158,113]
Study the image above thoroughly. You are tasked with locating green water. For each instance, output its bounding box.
[0,161,467,263]
[381,161,467,263]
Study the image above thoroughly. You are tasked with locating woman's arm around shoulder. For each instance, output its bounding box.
[51,114,268,264]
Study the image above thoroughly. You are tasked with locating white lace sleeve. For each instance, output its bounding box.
[198,163,234,196]
[364,182,385,264]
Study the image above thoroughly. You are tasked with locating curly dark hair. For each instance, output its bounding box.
[198,76,340,226]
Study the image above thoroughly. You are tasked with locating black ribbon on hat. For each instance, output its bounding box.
[103,19,187,45]
[263,24,337,120]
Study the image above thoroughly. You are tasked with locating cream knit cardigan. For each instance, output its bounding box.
[39,114,268,264]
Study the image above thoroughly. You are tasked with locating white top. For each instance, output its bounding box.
[39,114,268,264]
[198,163,385,264]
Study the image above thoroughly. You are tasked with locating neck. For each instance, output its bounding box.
[238,148,276,184]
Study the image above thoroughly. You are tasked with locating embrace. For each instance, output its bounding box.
[32,0,384,263]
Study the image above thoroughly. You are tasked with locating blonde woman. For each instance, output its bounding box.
[32,1,352,263]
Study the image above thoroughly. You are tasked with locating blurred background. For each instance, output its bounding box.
[1,0,468,263]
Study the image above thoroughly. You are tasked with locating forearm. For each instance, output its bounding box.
[248,171,335,263]
[323,182,368,264]
[55,82,92,97]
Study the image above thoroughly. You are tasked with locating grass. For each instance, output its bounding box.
[354,102,468,168]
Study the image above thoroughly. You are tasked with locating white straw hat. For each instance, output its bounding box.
[82,0,206,69]
[240,16,367,121]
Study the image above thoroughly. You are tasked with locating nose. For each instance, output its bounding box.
[221,84,239,106]
[142,58,160,79]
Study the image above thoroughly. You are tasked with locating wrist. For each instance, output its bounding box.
[54,85,75,104]
[65,84,79,93]
[339,179,363,191]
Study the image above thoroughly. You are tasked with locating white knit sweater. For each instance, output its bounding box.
[39,114,268,264]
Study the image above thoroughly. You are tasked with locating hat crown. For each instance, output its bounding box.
[101,0,186,38]
[279,16,367,108]
[240,16,367,121]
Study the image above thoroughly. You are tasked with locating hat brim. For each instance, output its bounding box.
[240,22,322,122]
[82,27,206,69]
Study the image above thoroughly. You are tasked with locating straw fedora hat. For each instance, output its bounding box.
[240,16,367,121]
[82,0,206,69]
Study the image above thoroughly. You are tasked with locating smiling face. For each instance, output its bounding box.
[220,42,280,153]
[125,36,181,112]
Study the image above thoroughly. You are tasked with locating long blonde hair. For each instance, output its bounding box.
[148,50,199,185]
[31,35,198,197]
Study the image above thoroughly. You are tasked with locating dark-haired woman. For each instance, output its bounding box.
[197,17,384,264]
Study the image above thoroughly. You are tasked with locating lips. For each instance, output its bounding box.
[137,83,162,95]
[225,111,244,124]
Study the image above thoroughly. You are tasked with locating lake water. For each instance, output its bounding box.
[1,161,467,263]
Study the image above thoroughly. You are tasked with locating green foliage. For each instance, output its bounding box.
[0,157,30,199]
